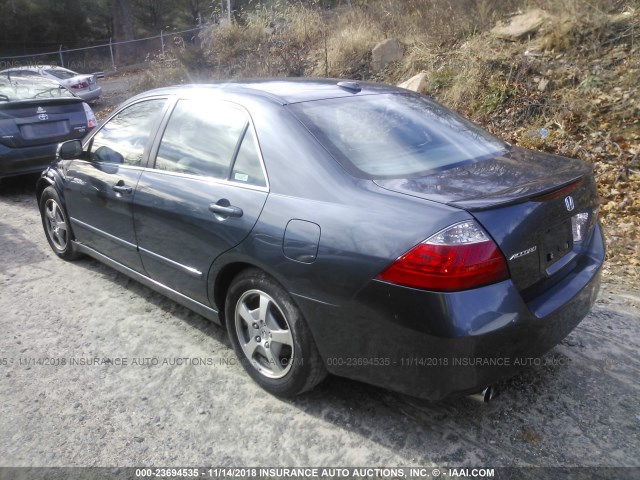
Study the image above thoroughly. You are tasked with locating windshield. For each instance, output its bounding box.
[45,69,77,79]
[0,78,76,101]
[290,93,506,179]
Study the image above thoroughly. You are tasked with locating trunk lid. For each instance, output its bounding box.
[0,98,88,148]
[375,147,600,292]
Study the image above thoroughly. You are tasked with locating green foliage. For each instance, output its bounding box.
[579,74,603,92]
[426,67,457,93]
[0,0,210,56]
[0,0,104,53]
[481,80,519,114]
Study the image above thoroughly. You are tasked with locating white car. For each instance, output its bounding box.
[0,65,103,102]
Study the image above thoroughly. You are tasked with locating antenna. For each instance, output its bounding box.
[337,81,361,93]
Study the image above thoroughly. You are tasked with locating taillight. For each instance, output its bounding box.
[376,220,509,291]
[71,81,89,89]
[82,102,97,129]
[572,207,598,243]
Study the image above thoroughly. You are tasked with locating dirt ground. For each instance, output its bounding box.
[0,173,639,469]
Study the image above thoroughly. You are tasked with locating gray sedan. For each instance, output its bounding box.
[36,79,604,401]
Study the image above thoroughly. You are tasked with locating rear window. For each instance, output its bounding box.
[45,69,76,80]
[0,78,75,102]
[290,94,506,179]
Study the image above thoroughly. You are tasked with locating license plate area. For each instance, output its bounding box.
[20,120,69,139]
[542,220,573,268]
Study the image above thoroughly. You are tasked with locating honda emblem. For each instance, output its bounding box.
[38,114,48,121]
[565,196,575,212]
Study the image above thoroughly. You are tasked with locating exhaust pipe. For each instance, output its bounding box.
[469,386,498,403]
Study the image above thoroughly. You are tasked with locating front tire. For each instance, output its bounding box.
[39,186,80,260]
[225,268,327,397]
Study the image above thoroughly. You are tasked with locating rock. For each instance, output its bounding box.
[538,78,550,92]
[491,9,549,41]
[398,72,428,94]
[371,38,402,72]
[133,436,144,443]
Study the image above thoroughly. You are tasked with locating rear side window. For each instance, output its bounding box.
[231,130,267,187]
[89,99,166,166]
[155,99,267,187]
[290,94,506,179]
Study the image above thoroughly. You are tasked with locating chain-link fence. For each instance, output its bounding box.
[0,26,205,74]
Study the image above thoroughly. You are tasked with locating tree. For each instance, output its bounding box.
[110,0,134,63]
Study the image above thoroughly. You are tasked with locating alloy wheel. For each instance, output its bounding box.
[44,199,68,251]
[234,289,294,379]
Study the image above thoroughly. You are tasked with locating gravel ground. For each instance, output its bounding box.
[1,174,639,470]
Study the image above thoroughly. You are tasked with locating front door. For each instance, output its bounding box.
[64,98,167,272]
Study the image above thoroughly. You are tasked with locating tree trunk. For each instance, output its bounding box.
[110,0,134,65]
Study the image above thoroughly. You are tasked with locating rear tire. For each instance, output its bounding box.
[225,268,327,397]
[39,186,80,260]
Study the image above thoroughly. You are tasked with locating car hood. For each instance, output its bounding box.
[373,147,592,211]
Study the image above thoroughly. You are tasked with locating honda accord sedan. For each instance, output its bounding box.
[36,79,604,400]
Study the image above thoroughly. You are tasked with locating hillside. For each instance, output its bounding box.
[132,0,639,280]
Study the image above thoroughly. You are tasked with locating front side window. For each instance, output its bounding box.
[290,93,506,179]
[89,99,166,166]
[155,99,253,180]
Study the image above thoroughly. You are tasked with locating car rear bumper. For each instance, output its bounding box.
[76,86,102,102]
[0,143,57,179]
[297,223,605,401]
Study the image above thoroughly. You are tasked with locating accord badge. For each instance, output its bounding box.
[509,246,537,261]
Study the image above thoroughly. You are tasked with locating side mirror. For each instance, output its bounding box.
[58,140,83,160]
[93,145,123,164]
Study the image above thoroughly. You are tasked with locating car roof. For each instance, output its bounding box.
[0,73,64,87]
[0,66,41,72]
[142,78,406,105]
[0,65,75,73]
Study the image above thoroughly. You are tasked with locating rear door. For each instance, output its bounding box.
[64,98,168,272]
[133,98,269,304]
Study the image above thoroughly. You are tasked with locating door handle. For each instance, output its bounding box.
[209,201,243,218]
[112,184,133,194]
